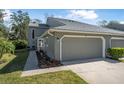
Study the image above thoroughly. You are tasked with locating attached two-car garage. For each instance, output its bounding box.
[111,37,124,48]
[60,35,105,61]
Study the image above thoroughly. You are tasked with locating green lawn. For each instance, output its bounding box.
[118,59,124,63]
[0,49,87,84]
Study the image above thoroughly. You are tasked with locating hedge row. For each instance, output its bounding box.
[107,48,124,59]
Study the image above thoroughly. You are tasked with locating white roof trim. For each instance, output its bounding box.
[50,28,124,36]
[40,30,54,37]
[40,28,124,38]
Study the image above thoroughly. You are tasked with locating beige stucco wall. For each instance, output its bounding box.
[45,35,55,59]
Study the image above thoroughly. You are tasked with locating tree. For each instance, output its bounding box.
[0,9,5,22]
[0,38,15,59]
[106,21,120,28]
[0,9,8,38]
[0,10,15,59]
[97,20,108,27]
[97,20,124,31]
[0,24,7,38]
[10,10,30,40]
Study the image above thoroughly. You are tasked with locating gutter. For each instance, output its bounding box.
[41,28,124,38]
[49,28,124,37]
[41,30,53,37]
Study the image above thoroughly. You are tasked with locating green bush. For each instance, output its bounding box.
[12,40,28,50]
[107,48,124,59]
[0,39,15,59]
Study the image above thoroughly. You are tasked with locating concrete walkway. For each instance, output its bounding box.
[21,66,69,77]
[21,51,68,77]
[21,51,39,76]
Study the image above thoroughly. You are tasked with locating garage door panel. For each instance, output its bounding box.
[62,37,103,61]
[111,39,124,48]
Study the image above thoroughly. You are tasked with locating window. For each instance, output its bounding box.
[32,30,35,39]
[39,39,45,47]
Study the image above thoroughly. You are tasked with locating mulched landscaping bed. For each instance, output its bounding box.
[36,50,63,68]
[0,60,5,64]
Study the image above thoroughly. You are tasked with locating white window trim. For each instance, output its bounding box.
[110,37,124,48]
[59,35,106,61]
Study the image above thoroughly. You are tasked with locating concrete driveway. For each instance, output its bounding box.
[63,58,124,84]
[22,54,124,84]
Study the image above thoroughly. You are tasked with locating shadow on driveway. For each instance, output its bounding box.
[62,58,119,66]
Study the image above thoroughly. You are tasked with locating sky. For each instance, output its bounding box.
[3,9,124,26]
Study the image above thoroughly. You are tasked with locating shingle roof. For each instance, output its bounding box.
[47,17,124,35]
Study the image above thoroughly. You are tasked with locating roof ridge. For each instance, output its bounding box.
[47,17,100,27]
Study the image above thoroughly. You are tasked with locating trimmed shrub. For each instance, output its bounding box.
[107,48,124,59]
[0,39,15,59]
[12,40,28,50]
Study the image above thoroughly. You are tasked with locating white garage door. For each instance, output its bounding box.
[61,36,104,61]
[111,39,124,48]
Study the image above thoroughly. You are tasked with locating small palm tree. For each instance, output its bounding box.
[0,38,15,59]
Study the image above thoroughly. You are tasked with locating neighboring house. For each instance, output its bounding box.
[28,17,124,62]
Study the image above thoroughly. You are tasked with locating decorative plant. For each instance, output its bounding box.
[107,48,124,59]
[0,39,15,59]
